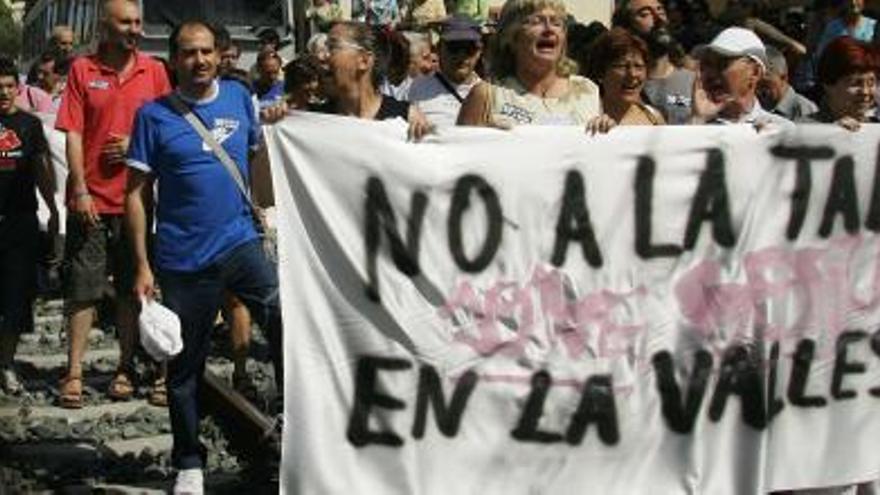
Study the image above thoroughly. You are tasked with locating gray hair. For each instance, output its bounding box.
[765,45,787,77]
[307,33,328,56]
[492,0,576,80]
[402,31,430,59]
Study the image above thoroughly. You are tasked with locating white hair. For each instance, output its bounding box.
[764,45,787,77]
[402,31,431,58]
[307,33,328,55]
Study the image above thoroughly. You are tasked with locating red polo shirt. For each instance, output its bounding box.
[56,51,171,214]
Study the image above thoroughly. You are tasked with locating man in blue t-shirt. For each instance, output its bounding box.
[253,50,285,109]
[124,20,282,494]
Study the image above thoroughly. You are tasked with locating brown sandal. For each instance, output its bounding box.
[107,371,134,401]
[59,375,84,409]
[147,377,167,407]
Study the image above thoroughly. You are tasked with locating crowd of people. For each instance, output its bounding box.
[2,0,880,493]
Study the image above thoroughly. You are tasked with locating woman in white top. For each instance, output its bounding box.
[457,0,613,131]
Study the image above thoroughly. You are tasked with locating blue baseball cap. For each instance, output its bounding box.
[440,15,482,42]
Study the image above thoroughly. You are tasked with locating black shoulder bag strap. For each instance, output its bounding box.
[435,73,465,104]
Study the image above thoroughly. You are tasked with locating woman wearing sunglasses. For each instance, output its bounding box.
[314,21,433,139]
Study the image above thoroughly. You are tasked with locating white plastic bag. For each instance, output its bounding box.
[139,297,183,361]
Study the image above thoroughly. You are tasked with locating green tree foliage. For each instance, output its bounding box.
[0,2,22,59]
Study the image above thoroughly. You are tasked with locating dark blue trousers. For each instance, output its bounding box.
[159,240,283,469]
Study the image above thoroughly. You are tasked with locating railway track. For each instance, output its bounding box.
[0,299,281,493]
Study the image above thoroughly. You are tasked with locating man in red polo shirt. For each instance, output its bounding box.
[55,0,171,408]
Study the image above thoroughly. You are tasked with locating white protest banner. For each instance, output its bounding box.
[266,114,880,495]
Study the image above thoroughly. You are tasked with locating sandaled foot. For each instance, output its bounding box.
[107,371,134,401]
[58,375,83,409]
[147,377,167,407]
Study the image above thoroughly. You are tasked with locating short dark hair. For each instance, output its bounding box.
[169,20,217,57]
[587,27,651,83]
[284,56,321,93]
[257,49,283,67]
[38,51,57,64]
[258,28,281,47]
[27,52,55,84]
[0,56,18,80]
[28,52,71,80]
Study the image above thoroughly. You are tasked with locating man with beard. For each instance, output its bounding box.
[125,21,284,492]
[409,15,483,128]
[50,26,76,60]
[55,0,171,409]
[613,0,695,124]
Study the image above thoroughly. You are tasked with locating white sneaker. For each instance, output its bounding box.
[0,367,23,395]
[173,468,204,495]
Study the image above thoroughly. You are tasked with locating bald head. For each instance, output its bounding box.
[100,0,141,53]
[102,0,138,17]
[51,25,74,56]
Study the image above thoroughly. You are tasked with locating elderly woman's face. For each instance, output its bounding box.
[512,7,566,71]
[602,50,648,107]
[825,70,877,121]
[323,24,370,95]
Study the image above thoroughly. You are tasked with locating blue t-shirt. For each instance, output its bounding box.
[257,80,285,108]
[816,16,877,57]
[127,79,260,272]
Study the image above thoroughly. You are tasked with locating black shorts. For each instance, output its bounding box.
[0,215,38,335]
[62,215,135,304]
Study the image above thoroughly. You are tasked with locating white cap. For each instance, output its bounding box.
[700,27,768,72]
[139,298,183,362]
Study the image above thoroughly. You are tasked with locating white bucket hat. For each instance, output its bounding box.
[139,297,183,362]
